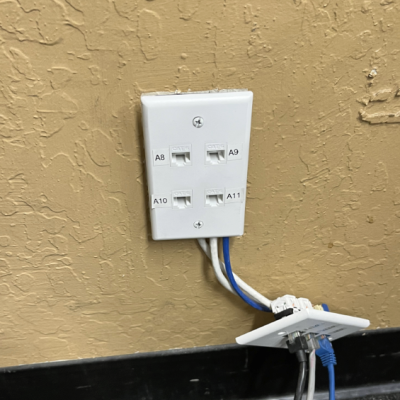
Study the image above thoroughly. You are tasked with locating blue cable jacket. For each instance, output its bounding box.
[320,305,335,400]
[317,336,336,400]
[322,303,330,312]
[222,237,271,312]
[328,364,335,400]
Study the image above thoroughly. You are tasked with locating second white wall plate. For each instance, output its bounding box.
[236,309,370,349]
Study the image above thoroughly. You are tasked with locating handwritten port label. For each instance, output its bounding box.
[225,188,244,204]
[172,190,191,197]
[153,149,169,166]
[205,189,224,196]
[171,145,190,152]
[151,194,171,209]
[206,143,225,151]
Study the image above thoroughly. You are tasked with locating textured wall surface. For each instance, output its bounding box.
[0,0,399,368]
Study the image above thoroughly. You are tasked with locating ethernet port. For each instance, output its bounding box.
[206,150,225,165]
[171,151,190,167]
[205,144,227,165]
[173,195,192,209]
[205,193,224,207]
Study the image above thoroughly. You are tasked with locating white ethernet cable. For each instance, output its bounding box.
[200,239,316,313]
[198,238,272,309]
[208,238,236,294]
[306,349,316,400]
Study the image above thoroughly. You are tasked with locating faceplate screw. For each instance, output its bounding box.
[193,116,204,128]
[193,221,203,229]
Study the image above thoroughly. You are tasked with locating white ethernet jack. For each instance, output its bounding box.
[141,90,253,240]
[236,308,370,349]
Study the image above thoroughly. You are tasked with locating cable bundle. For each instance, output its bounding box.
[197,238,271,311]
[198,237,337,400]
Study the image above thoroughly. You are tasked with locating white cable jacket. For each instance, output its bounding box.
[209,238,236,294]
[306,349,316,400]
[198,238,272,308]
[232,271,272,308]
[197,238,212,258]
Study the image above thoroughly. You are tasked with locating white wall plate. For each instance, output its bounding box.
[236,309,370,349]
[141,90,253,240]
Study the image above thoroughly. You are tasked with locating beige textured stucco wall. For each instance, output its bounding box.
[0,0,399,368]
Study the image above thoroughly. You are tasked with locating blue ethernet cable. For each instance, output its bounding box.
[316,335,336,400]
[222,237,271,312]
[328,364,335,400]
